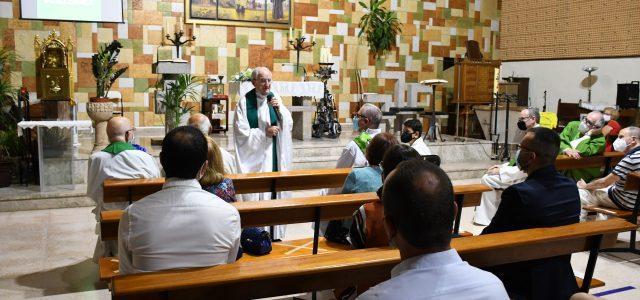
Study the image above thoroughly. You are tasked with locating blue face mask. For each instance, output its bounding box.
[353,116,360,132]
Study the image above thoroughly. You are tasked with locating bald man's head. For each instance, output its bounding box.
[188,113,211,136]
[586,111,605,129]
[106,116,134,143]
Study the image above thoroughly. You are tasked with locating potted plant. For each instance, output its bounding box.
[91,40,128,102]
[358,0,402,59]
[161,74,202,132]
[87,40,128,152]
[0,47,19,187]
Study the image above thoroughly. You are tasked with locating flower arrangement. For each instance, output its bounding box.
[231,68,254,82]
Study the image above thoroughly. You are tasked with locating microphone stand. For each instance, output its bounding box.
[490,92,500,160]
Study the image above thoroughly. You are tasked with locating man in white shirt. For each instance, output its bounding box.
[473,107,540,225]
[118,126,241,275]
[336,103,383,168]
[359,160,508,299]
[87,116,161,261]
[400,119,432,156]
[188,113,237,174]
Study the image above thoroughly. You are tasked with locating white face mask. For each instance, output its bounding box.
[603,114,611,122]
[613,138,628,152]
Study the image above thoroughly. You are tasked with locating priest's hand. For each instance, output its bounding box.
[266,126,280,137]
[269,98,280,108]
[563,148,581,159]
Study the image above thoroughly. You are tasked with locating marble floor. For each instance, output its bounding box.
[1,187,639,299]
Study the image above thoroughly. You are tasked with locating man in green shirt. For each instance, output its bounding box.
[559,111,606,182]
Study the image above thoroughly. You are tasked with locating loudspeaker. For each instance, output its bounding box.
[617,81,639,109]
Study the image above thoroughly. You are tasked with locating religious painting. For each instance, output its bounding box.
[186,0,291,28]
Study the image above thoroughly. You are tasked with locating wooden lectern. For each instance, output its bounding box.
[452,59,501,137]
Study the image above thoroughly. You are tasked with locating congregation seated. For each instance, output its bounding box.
[201,137,236,203]
[560,110,606,182]
[188,113,237,174]
[117,126,240,275]
[351,144,420,249]
[359,160,508,299]
[578,126,640,217]
[482,127,581,300]
[342,133,398,194]
[336,103,383,168]
[474,107,540,226]
[87,116,161,260]
[401,118,432,155]
[325,133,398,244]
[602,107,622,152]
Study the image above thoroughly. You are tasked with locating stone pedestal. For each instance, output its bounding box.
[291,97,315,140]
[87,101,114,153]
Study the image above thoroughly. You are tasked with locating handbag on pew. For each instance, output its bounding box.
[240,227,272,255]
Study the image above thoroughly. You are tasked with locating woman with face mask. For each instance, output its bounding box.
[602,107,621,152]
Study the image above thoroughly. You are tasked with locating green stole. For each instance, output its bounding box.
[102,141,135,155]
[245,89,279,171]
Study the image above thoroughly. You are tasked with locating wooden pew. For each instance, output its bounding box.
[102,152,624,205]
[110,218,636,299]
[584,171,640,255]
[102,168,352,203]
[555,151,624,176]
[100,184,491,242]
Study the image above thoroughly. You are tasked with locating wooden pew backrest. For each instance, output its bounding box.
[103,168,352,203]
[110,218,635,299]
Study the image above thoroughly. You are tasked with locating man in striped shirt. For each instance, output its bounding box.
[577,126,640,219]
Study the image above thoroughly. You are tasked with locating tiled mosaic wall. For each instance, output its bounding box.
[0,0,500,126]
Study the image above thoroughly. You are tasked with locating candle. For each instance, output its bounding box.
[313,29,317,42]
[289,26,293,40]
[179,17,184,32]
[302,22,306,37]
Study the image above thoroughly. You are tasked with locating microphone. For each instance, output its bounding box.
[267,92,282,122]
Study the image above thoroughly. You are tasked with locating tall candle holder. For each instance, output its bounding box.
[288,35,316,77]
[165,30,196,61]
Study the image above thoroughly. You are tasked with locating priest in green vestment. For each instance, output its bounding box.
[559,111,606,182]
[233,67,293,239]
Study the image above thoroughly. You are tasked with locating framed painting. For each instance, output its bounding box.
[186,0,291,29]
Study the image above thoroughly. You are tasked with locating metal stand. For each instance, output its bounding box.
[312,63,341,138]
[288,35,315,78]
[421,80,447,142]
[599,192,640,255]
[164,30,196,60]
[582,66,598,103]
[580,234,603,292]
[489,94,500,160]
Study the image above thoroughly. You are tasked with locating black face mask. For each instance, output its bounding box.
[401,132,413,143]
[517,120,527,131]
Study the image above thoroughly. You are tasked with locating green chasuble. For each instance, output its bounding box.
[559,120,606,182]
[102,141,136,155]
[245,89,279,172]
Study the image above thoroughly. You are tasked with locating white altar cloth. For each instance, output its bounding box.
[17,120,91,192]
[229,81,324,99]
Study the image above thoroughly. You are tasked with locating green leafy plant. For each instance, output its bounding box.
[91,40,128,98]
[161,74,202,129]
[0,47,21,161]
[358,0,402,59]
